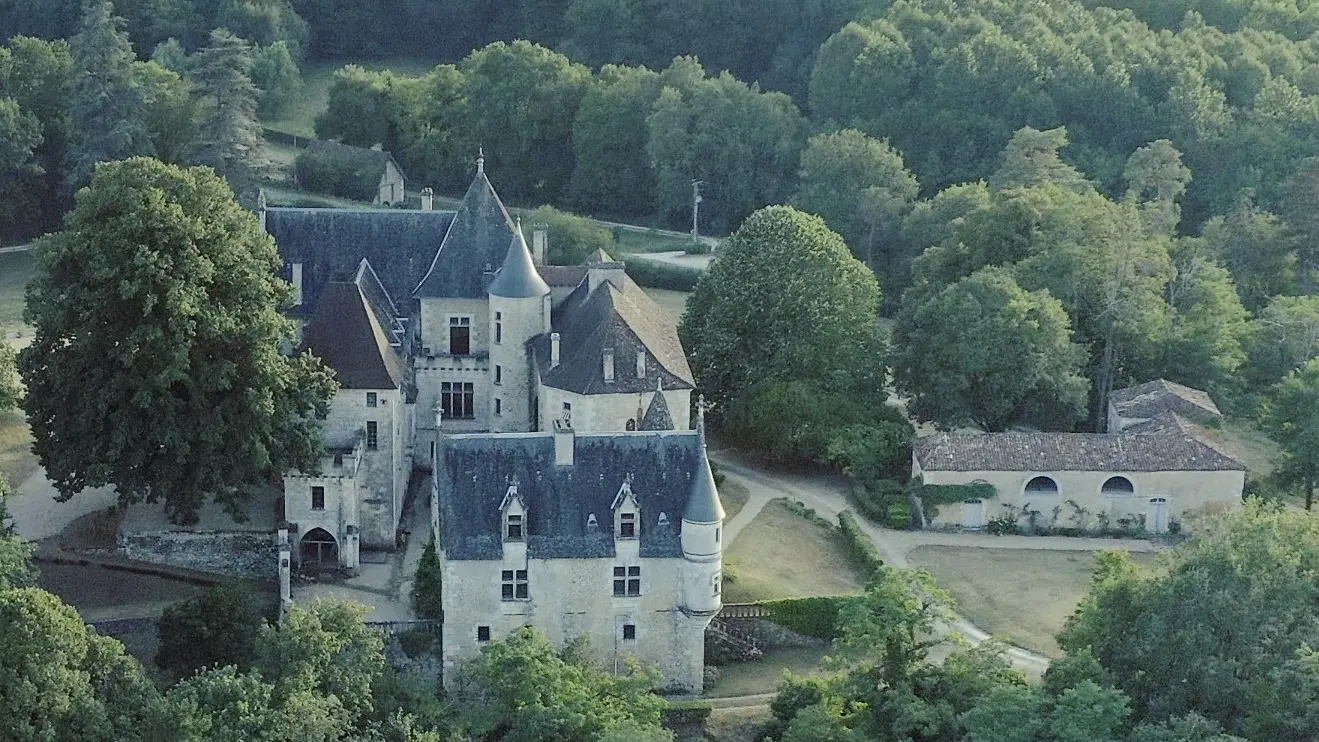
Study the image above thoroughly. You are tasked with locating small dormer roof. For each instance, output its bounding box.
[610,478,637,511]
[488,228,551,298]
[498,482,525,512]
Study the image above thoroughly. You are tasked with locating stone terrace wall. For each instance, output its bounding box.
[119,531,276,579]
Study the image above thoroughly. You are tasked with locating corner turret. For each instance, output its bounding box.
[487,225,550,432]
[680,398,723,615]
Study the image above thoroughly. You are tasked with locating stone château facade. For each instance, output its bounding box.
[263,160,717,692]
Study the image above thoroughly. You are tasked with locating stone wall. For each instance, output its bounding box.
[119,531,277,579]
[722,616,829,649]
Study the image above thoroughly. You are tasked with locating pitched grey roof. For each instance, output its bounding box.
[266,207,453,312]
[539,265,589,287]
[413,171,517,299]
[1109,379,1222,424]
[302,276,405,390]
[488,231,551,298]
[304,139,403,182]
[640,383,675,431]
[531,275,695,395]
[436,431,705,560]
[913,431,1245,473]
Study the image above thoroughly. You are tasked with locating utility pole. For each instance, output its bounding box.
[691,179,705,240]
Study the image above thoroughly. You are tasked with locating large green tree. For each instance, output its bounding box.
[19,157,335,524]
[156,582,267,679]
[1060,502,1319,736]
[791,128,920,271]
[1263,359,1319,509]
[893,267,1089,431]
[187,29,266,197]
[1244,295,1319,391]
[65,0,152,190]
[679,205,887,439]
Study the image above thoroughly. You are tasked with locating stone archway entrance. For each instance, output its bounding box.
[300,528,338,568]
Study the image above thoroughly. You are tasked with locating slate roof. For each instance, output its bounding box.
[266,207,453,312]
[913,432,1245,472]
[302,275,406,390]
[531,275,695,395]
[640,382,675,431]
[437,431,705,560]
[488,231,550,299]
[1109,379,1222,424]
[539,265,589,287]
[413,170,517,299]
[304,139,403,182]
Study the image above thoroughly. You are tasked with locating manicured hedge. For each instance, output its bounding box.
[662,701,713,726]
[623,257,702,291]
[758,595,857,639]
[839,510,884,575]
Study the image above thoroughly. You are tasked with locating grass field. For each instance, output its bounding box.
[705,645,833,698]
[719,479,751,522]
[615,229,700,255]
[722,498,867,604]
[642,288,690,326]
[0,251,34,336]
[264,56,442,139]
[908,545,1157,657]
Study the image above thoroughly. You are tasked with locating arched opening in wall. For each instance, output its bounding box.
[626,419,636,431]
[1101,476,1135,495]
[1024,476,1058,495]
[300,528,338,569]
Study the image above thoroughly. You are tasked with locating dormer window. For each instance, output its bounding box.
[612,478,639,539]
[618,512,636,539]
[505,513,523,540]
[657,512,669,527]
[586,513,598,531]
[500,483,526,541]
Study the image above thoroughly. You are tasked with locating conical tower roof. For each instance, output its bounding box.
[488,227,550,298]
[683,399,724,523]
[640,378,674,431]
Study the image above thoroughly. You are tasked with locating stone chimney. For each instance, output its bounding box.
[550,332,560,368]
[603,347,615,383]
[554,416,574,466]
[421,187,434,211]
[636,350,646,378]
[532,225,548,265]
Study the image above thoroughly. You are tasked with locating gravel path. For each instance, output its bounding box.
[709,452,1161,675]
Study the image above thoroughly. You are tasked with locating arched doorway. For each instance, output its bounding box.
[301,528,338,568]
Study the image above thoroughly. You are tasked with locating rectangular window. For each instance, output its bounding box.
[494,364,502,385]
[477,625,491,642]
[495,311,503,344]
[366,420,378,450]
[618,512,636,539]
[622,624,636,641]
[440,382,476,419]
[311,486,325,511]
[495,398,502,416]
[613,565,641,596]
[366,392,377,407]
[449,316,471,355]
[506,513,522,540]
[502,569,529,601]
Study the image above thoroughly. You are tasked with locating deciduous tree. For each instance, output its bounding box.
[157,582,267,679]
[1263,359,1319,509]
[893,267,1088,431]
[19,157,335,524]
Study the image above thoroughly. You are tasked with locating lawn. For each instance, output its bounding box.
[642,288,690,326]
[263,56,442,139]
[722,498,867,604]
[1206,418,1280,478]
[907,545,1157,657]
[0,251,35,337]
[615,228,701,255]
[705,645,833,698]
[719,478,751,522]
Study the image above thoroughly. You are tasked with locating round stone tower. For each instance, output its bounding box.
[487,225,550,433]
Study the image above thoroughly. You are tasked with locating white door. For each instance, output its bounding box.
[962,499,987,530]
[1148,497,1169,534]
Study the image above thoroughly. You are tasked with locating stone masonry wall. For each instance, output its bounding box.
[119,531,277,579]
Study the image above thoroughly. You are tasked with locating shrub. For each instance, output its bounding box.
[527,205,615,265]
[885,501,912,530]
[758,596,856,639]
[850,478,906,524]
[156,582,267,678]
[907,480,996,523]
[838,511,883,575]
[827,421,914,485]
[623,258,702,291]
[395,627,438,658]
[411,538,442,619]
[662,701,713,726]
[294,148,379,202]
